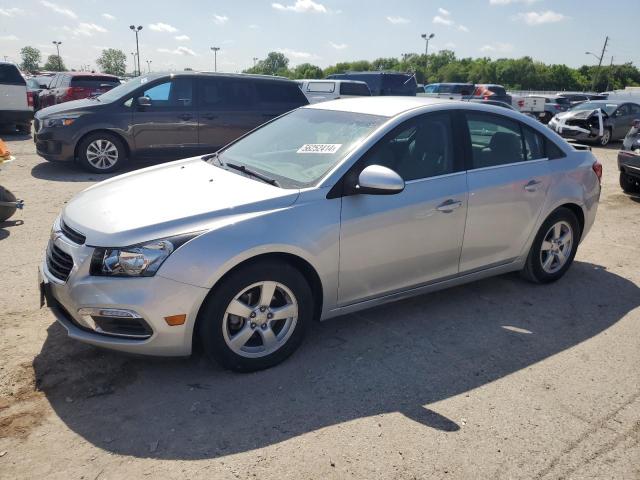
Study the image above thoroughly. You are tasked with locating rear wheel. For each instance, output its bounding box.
[620,172,640,194]
[77,132,127,173]
[198,260,313,372]
[521,208,580,284]
[0,188,17,222]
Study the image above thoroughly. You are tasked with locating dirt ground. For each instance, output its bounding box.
[0,129,639,480]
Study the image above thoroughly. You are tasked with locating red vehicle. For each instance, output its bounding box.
[37,72,120,110]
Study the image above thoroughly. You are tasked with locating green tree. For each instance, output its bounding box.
[96,48,127,76]
[43,54,66,72]
[20,46,41,73]
[246,52,290,76]
[291,63,323,79]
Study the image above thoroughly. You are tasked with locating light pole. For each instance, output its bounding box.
[129,25,143,76]
[211,47,220,72]
[421,33,434,79]
[130,52,137,75]
[253,57,258,67]
[146,60,152,73]
[52,41,62,71]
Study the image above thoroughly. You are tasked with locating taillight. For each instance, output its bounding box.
[592,161,602,183]
[66,87,86,99]
[483,95,490,100]
[26,91,34,108]
[554,104,561,110]
[517,99,524,108]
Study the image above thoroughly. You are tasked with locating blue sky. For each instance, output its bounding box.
[1,0,637,73]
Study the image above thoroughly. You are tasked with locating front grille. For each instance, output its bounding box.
[60,220,86,245]
[46,242,73,282]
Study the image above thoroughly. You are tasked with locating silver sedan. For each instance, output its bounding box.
[40,97,602,371]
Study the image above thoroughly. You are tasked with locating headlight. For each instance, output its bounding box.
[90,232,202,277]
[43,116,80,128]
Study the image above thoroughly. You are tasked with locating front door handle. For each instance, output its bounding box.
[178,113,193,121]
[524,179,542,192]
[436,199,463,213]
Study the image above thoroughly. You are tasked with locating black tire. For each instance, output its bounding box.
[620,172,640,194]
[17,123,31,134]
[521,207,580,284]
[598,128,612,146]
[198,260,313,372]
[77,132,127,173]
[0,188,17,222]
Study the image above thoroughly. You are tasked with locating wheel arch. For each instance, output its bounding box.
[73,129,131,161]
[192,251,325,346]
[556,202,585,238]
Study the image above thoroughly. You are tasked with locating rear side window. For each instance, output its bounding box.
[70,76,119,88]
[0,64,25,85]
[339,82,370,96]
[522,126,546,160]
[465,112,524,168]
[201,78,256,109]
[555,97,570,105]
[546,140,565,159]
[256,81,307,107]
[424,84,437,93]
[307,82,335,93]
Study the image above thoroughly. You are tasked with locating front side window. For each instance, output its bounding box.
[465,112,524,168]
[142,78,192,108]
[362,112,456,181]
[216,108,386,188]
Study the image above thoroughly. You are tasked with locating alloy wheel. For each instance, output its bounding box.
[539,220,573,274]
[222,281,299,358]
[86,139,119,170]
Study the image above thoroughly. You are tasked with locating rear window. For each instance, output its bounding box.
[70,76,120,88]
[555,97,570,105]
[307,82,335,93]
[487,86,506,96]
[339,82,370,96]
[424,84,438,93]
[256,81,307,106]
[0,64,25,85]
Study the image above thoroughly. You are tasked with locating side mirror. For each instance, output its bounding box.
[136,96,151,107]
[355,165,405,195]
[632,119,640,128]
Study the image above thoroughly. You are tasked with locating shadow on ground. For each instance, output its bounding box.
[33,261,639,460]
[0,219,24,241]
[30,158,159,183]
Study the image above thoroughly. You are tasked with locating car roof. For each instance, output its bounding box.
[299,79,367,84]
[304,96,452,117]
[132,71,295,83]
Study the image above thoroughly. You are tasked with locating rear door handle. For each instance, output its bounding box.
[436,199,463,212]
[524,179,542,192]
[178,113,193,121]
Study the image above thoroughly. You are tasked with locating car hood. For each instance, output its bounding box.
[36,98,102,118]
[62,157,300,246]
[554,108,608,122]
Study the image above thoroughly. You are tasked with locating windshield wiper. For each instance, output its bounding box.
[225,162,281,187]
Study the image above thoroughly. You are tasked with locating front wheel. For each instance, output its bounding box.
[0,188,17,222]
[198,260,313,372]
[77,132,127,173]
[521,208,580,284]
[620,172,640,194]
[599,128,612,146]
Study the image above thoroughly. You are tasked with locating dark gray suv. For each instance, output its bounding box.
[34,72,309,172]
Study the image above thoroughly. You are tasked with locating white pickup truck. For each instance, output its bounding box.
[512,95,547,120]
[0,62,33,132]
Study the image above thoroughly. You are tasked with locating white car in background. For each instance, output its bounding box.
[0,62,33,132]
[297,79,370,104]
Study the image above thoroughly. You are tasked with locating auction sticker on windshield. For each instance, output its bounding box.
[297,144,342,154]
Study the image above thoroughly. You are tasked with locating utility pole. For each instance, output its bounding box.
[211,47,220,72]
[421,33,434,80]
[129,25,143,76]
[52,41,62,71]
[589,35,608,92]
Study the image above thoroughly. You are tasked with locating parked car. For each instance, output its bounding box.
[421,83,475,99]
[38,72,120,109]
[0,62,33,132]
[618,119,640,193]
[326,72,417,96]
[548,100,640,146]
[26,77,47,112]
[39,97,601,372]
[472,84,511,105]
[556,92,607,107]
[534,95,572,123]
[34,72,309,172]
[467,98,539,120]
[296,79,370,103]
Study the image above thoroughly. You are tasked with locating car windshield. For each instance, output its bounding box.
[571,102,618,115]
[96,76,152,102]
[216,108,387,188]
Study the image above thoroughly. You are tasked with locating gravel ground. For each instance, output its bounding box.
[0,129,639,480]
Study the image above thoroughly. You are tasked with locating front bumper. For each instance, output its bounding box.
[33,127,76,162]
[40,223,209,356]
[618,151,640,179]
